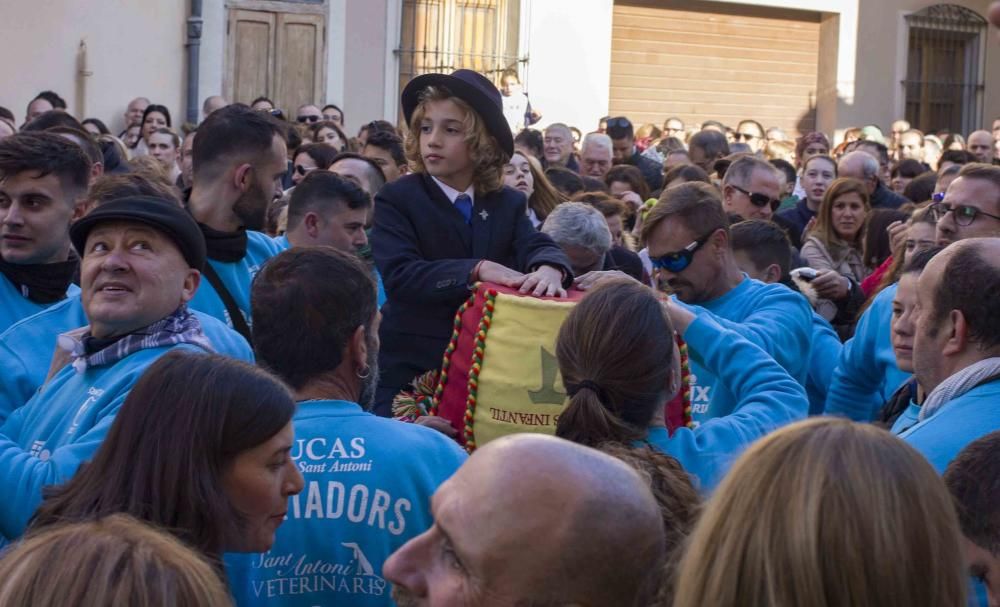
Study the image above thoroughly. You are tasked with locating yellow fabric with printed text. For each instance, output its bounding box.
[472,292,577,446]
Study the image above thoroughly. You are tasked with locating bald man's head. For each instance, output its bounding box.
[384,434,666,607]
[913,237,1000,392]
[838,151,879,194]
[968,130,995,164]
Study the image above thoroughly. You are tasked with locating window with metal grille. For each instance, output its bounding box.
[903,4,987,135]
[396,0,526,118]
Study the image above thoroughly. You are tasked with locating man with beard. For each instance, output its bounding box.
[233,247,466,607]
[642,182,812,425]
[185,104,287,339]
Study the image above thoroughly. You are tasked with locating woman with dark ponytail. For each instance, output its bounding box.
[555,279,808,491]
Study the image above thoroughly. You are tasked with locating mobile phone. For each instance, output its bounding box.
[792,267,818,282]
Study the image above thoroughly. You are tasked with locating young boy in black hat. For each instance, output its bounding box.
[371,69,572,416]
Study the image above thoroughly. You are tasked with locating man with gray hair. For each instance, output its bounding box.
[579,133,613,179]
[721,155,782,221]
[542,201,643,287]
[838,150,907,209]
[543,123,579,172]
[541,202,612,277]
[384,433,666,607]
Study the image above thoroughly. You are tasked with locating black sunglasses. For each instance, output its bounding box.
[606,117,631,129]
[730,184,779,211]
[930,201,1000,227]
[733,132,758,142]
[649,231,715,273]
[296,115,320,123]
[294,164,315,176]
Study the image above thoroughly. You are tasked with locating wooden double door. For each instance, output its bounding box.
[226,5,327,115]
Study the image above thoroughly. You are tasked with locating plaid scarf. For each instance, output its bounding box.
[919,357,1000,421]
[56,306,213,373]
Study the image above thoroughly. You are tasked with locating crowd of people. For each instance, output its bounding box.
[1,40,1000,606]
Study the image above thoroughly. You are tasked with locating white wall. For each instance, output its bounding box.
[0,0,187,133]
[200,0,228,123]
[525,0,615,132]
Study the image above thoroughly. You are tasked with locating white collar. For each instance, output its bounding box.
[432,177,475,205]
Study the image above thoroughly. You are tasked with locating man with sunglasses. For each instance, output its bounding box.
[721,155,782,221]
[641,182,812,425]
[295,103,323,124]
[606,116,663,193]
[734,120,765,154]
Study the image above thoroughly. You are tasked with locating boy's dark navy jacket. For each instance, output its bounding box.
[371,173,572,415]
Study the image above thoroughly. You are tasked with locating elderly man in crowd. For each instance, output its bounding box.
[579,133,613,180]
[838,150,907,210]
[541,201,643,283]
[542,123,578,172]
[0,196,212,540]
[384,433,665,607]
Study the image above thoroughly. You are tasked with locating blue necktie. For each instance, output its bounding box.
[455,193,473,225]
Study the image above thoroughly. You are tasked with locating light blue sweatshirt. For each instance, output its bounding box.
[0,272,79,334]
[825,284,910,421]
[228,399,466,607]
[889,401,922,435]
[677,276,812,424]
[645,314,809,492]
[0,295,254,423]
[0,342,205,539]
[188,231,284,329]
[899,379,1000,474]
[807,313,842,415]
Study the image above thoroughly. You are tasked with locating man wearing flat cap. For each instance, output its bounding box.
[0,195,214,541]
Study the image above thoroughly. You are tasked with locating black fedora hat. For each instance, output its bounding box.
[401,69,514,157]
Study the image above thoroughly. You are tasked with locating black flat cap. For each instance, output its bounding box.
[70,196,206,271]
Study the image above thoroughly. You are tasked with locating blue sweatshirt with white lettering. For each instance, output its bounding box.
[0,342,205,539]
[824,284,910,421]
[645,314,809,492]
[0,295,254,423]
[188,231,284,329]
[676,276,812,424]
[228,400,466,607]
[0,273,79,334]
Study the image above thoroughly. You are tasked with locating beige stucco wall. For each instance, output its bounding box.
[853,0,1000,134]
[0,0,187,133]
